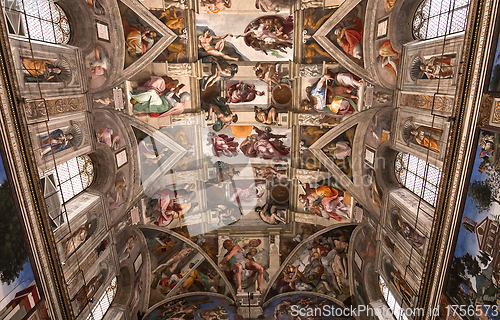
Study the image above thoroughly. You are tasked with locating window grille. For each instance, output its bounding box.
[86,277,117,320]
[379,276,409,320]
[3,0,70,44]
[41,155,93,205]
[395,152,442,206]
[412,0,470,40]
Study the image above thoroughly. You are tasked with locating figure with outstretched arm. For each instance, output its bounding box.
[199,29,238,61]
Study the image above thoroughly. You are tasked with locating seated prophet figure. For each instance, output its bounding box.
[130,75,190,117]
[300,74,358,117]
[126,26,157,55]
[220,239,264,293]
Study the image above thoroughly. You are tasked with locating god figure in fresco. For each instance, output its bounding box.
[237,16,293,55]
[240,126,289,161]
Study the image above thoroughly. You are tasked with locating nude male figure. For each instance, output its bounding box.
[206,103,238,130]
[153,243,194,275]
[198,29,238,61]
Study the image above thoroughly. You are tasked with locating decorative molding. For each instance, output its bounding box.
[298,64,323,77]
[490,97,500,126]
[297,113,339,126]
[167,63,193,77]
[399,92,454,114]
[300,0,325,9]
[24,95,87,122]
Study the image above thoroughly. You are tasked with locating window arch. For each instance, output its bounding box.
[42,155,94,204]
[379,276,408,320]
[412,0,470,40]
[4,0,70,44]
[86,277,117,320]
[395,152,442,206]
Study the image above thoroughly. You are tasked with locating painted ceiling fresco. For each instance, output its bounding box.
[0,0,484,318]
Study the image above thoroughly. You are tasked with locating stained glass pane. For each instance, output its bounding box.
[60,180,74,202]
[40,19,55,42]
[405,172,417,189]
[88,278,117,320]
[72,180,83,195]
[40,156,93,206]
[68,158,80,177]
[36,0,52,20]
[439,0,453,13]
[415,160,426,178]
[450,7,468,32]
[407,157,418,172]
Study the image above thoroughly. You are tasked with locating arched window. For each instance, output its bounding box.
[379,276,408,320]
[412,0,470,40]
[42,155,94,204]
[4,0,70,44]
[395,152,442,206]
[87,277,117,320]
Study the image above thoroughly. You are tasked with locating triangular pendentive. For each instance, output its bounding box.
[132,126,186,195]
[313,0,381,86]
[110,0,178,86]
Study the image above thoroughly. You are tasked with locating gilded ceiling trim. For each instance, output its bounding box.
[0,7,72,320]
[416,0,499,316]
